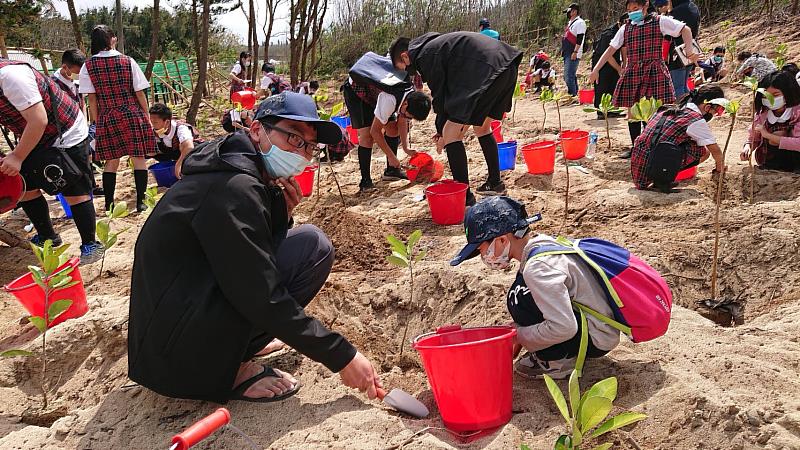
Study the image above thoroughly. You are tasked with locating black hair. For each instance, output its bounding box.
[677,83,725,107]
[309,80,319,90]
[238,51,251,70]
[90,25,116,56]
[149,103,173,120]
[262,62,275,73]
[618,13,628,24]
[542,60,551,69]
[389,37,410,65]
[405,91,432,121]
[61,48,85,67]
[737,51,752,62]
[713,46,725,54]
[755,70,800,113]
[781,63,799,77]
[625,0,647,6]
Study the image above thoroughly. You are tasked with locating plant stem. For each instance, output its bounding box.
[710,111,737,300]
[99,254,106,279]
[542,103,547,133]
[41,286,50,410]
[399,264,413,355]
[749,93,757,204]
[556,101,562,133]
[605,114,612,152]
[326,157,346,207]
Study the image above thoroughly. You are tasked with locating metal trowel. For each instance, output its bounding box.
[377,387,429,418]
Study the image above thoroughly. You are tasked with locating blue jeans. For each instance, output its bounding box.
[670,67,691,98]
[563,57,580,96]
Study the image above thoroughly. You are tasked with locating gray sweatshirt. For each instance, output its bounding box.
[516,235,621,352]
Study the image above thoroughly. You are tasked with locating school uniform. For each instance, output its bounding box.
[153,120,199,162]
[749,107,800,172]
[51,69,84,110]
[610,14,687,108]
[261,72,291,96]
[230,62,246,98]
[532,68,556,91]
[79,50,156,161]
[736,56,778,82]
[630,103,715,189]
[699,57,725,81]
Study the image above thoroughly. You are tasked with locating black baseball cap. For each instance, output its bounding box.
[450,196,542,266]
[254,91,342,145]
[564,2,580,13]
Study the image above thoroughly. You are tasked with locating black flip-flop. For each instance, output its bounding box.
[230,366,301,403]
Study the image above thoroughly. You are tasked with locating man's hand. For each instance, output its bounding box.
[404,148,418,159]
[277,176,303,216]
[571,52,578,61]
[339,352,382,400]
[686,52,701,64]
[0,152,24,177]
[588,70,600,84]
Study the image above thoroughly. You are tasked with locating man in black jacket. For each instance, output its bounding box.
[128,92,382,403]
[665,0,700,98]
[390,33,524,205]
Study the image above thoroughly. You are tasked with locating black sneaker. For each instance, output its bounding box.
[31,234,63,247]
[465,190,477,207]
[382,166,408,181]
[619,150,632,159]
[359,179,376,193]
[92,186,105,196]
[476,180,506,195]
[136,202,148,213]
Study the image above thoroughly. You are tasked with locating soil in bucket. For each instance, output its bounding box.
[498,141,517,171]
[4,257,87,327]
[413,325,517,433]
[424,180,469,225]
[560,130,589,160]
[295,165,317,197]
[521,141,557,175]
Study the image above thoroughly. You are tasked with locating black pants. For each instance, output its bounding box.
[594,67,620,109]
[243,224,335,360]
[760,144,800,172]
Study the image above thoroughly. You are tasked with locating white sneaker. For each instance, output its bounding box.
[514,353,576,380]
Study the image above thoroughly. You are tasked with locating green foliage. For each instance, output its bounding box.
[318,101,344,120]
[96,202,131,277]
[143,186,162,212]
[774,43,788,69]
[582,93,623,118]
[386,230,426,354]
[629,97,663,123]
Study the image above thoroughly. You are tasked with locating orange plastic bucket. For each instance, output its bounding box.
[675,165,697,181]
[560,130,589,160]
[230,90,257,110]
[425,180,469,225]
[413,325,517,432]
[295,165,317,197]
[491,120,503,143]
[4,257,87,327]
[521,141,557,174]
[578,89,595,105]
[407,153,443,183]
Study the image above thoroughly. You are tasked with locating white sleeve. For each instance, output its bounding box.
[0,65,43,111]
[659,15,686,37]
[609,25,626,49]
[230,109,241,122]
[686,119,717,146]
[78,64,95,94]
[260,75,272,89]
[231,63,242,76]
[176,124,193,143]
[373,92,397,125]
[129,57,150,91]
[530,56,535,67]
[533,69,542,77]
[571,19,587,35]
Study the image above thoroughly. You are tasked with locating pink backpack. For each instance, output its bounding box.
[529,237,672,342]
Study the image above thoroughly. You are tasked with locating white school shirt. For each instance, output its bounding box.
[52,69,79,98]
[157,120,193,148]
[684,103,717,146]
[374,91,411,125]
[78,50,150,93]
[533,68,556,80]
[231,62,245,76]
[260,74,274,90]
[0,64,88,148]
[609,16,686,50]
[568,17,587,58]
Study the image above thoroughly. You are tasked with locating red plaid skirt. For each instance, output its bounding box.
[94,104,157,160]
[613,59,675,108]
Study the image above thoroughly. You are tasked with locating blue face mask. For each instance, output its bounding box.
[260,145,309,179]
[628,9,644,23]
[713,55,723,63]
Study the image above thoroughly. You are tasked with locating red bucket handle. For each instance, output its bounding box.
[3,257,79,293]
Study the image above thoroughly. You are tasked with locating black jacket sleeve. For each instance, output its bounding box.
[191,175,357,372]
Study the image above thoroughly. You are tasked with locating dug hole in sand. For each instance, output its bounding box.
[2,39,800,450]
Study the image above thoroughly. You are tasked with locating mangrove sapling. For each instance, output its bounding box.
[708,98,740,301]
[511,82,525,123]
[385,230,426,355]
[143,186,162,213]
[552,90,570,232]
[0,241,82,409]
[740,77,773,203]
[313,102,347,206]
[96,202,131,278]
[582,94,624,152]
[774,43,788,70]
[540,88,554,133]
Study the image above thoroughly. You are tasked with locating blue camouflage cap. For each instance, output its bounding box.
[449,196,542,266]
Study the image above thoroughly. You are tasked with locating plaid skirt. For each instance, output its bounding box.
[613,59,675,108]
[95,104,158,160]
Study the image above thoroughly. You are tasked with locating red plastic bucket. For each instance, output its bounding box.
[491,120,503,143]
[521,141,557,174]
[686,77,696,91]
[0,173,24,214]
[230,90,257,110]
[346,126,359,145]
[4,257,87,327]
[675,165,697,181]
[407,153,444,183]
[578,89,595,105]
[424,180,469,225]
[560,130,589,160]
[413,325,517,432]
[295,165,317,197]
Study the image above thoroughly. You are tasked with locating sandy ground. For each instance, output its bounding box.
[1,22,800,449]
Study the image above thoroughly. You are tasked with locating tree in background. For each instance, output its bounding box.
[144,0,161,79]
[288,0,327,86]
[262,0,283,63]
[0,0,43,58]
[65,0,83,50]
[187,0,210,124]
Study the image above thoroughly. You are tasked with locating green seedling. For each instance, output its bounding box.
[707,98,740,301]
[539,311,647,449]
[629,97,663,123]
[1,241,81,409]
[540,88,554,133]
[740,77,774,203]
[143,186,163,213]
[512,82,525,123]
[96,202,131,278]
[774,43,788,69]
[385,230,426,355]
[726,39,737,67]
[583,93,624,152]
[317,101,343,121]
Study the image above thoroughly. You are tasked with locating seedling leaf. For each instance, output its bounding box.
[47,299,73,321]
[386,255,409,268]
[28,266,45,286]
[414,249,427,262]
[591,412,647,438]
[386,235,408,258]
[1,349,34,357]
[407,229,422,252]
[544,374,570,423]
[554,435,571,450]
[28,316,46,333]
[330,102,343,118]
[96,220,110,242]
[30,243,44,265]
[578,396,613,433]
[568,370,580,419]
[580,377,618,411]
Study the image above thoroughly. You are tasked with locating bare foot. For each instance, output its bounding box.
[234,361,298,399]
[255,338,286,356]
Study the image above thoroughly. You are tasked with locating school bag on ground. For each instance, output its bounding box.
[528,236,672,342]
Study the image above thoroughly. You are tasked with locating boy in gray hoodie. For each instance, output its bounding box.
[450,196,620,379]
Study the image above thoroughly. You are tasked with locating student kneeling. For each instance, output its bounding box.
[129,92,382,402]
[149,103,203,179]
[631,85,727,192]
[449,197,620,379]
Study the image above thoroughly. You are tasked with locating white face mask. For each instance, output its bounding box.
[481,238,511,270]
[260,144,309,178]
[762,95,785,111]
